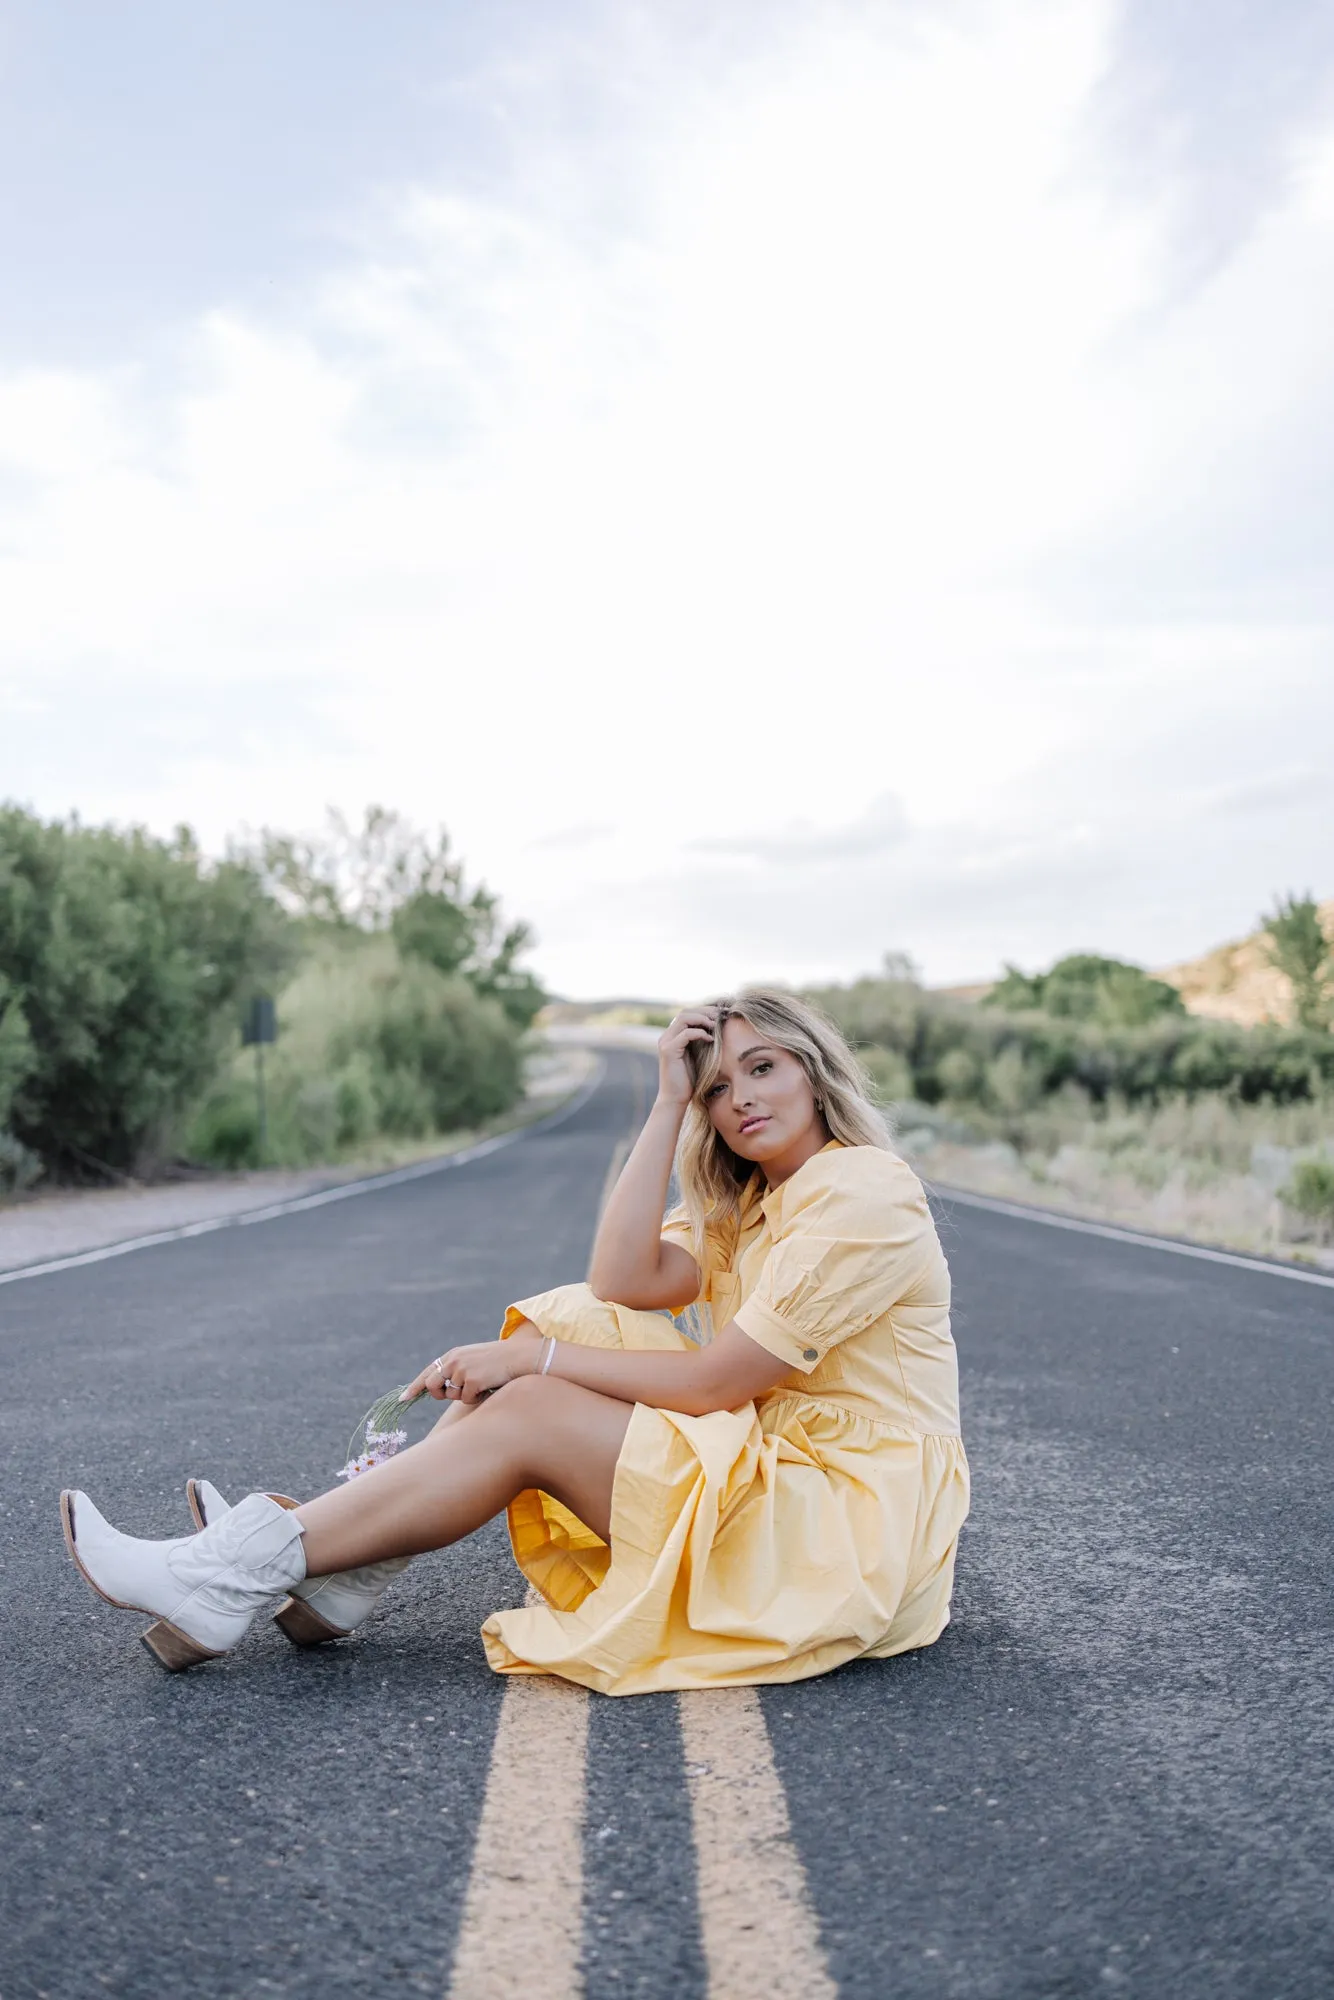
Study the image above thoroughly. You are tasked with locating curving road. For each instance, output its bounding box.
[1,1050,1331,1997]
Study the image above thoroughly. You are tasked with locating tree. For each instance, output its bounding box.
[243,805,461,931]
[241,806,546,1029]
[1264,894,1333,1033]
[0,809,293,1175]
[0,972,35,1130]
[986,953,1185,1028]
[393,890,545,1029]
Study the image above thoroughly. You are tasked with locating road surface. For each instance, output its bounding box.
[2,1051,1330,1997]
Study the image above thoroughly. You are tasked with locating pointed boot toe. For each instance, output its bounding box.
[62,1490,195,1611]
[60,1489,307,1671]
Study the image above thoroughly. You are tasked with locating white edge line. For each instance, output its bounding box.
[0,1058,606,1289]
[930,1180,1334,1291]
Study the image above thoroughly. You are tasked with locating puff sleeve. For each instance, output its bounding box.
[732,1152,935,1374]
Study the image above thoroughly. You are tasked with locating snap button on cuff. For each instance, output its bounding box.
[803,1347,819,1362]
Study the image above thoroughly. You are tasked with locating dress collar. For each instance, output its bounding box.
[758,1138,844,1219]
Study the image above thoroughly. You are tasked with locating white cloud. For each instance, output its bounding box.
[1,0,1332,997]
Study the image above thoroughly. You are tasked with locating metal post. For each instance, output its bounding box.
[243,994,277,1166]
[255,1041,268,1162]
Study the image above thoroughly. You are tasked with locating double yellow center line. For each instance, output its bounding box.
[448,1669,834,1997]
[447,1071,833,1996]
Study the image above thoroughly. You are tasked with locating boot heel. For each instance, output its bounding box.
[141,1620,222,1672]
[273,1596,346,1647]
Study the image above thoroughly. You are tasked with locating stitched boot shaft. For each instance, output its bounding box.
[191,1479,412,1637]
[164,1494,308,1633]
[64,1490,307,1657]
[289,1556,413,1634]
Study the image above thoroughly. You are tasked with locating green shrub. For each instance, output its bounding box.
[936,1047,982,1102]
[186,934,522,1168]
[353,956,520,1132]
[187,1089,261,1170]
[987,953,1186,1027]
[0,1129,42,1193]
[1282,1157,1334,1238]
[859,1044,914,1105]
[244,805,546,1030]
[984,1045,1043,1115]
[0,973,35,1130]
[0,808,292,1176]
[809,966,1334,1111]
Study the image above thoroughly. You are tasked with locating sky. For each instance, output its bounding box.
[2,0,1332,1000]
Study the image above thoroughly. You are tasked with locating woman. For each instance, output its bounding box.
[61,989,970,1691]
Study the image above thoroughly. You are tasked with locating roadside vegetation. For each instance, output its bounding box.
[0,804,546,1189]
[810,919,1334,1261]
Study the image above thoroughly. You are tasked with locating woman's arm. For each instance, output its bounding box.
[586,1007,718,1310]
[405,1319,793,1418]
[543,1321,792,1415]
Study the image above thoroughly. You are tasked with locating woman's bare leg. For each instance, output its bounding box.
[295,1374,632,1575]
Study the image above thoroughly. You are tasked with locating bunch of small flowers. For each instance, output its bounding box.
[335,1386,427,1481]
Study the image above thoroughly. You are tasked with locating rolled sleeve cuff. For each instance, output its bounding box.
[732,1296,823,1374]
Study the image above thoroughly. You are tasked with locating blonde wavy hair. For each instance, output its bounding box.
[675,986,890,1269]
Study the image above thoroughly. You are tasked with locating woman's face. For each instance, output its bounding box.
[701,1014,825,1168]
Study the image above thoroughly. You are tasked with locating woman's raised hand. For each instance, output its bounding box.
[657,1005,719,1107]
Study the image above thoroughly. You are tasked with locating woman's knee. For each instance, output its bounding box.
[489,1373,628,1464]
[494,1371,548,1416]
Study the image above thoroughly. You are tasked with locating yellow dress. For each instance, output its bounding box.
[480,1141,969,1695]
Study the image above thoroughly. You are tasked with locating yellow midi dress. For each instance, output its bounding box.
[480,1141,970,1695]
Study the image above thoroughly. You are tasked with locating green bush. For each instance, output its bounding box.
[186,934,522,1168]
[1282,1157,1334,1238]
[245,805,546,1030]
[936,1047,982,1103]
[807,967,1334,1111]
[0,1128,42,1193]
[187,1091,261,1171]
[0,808,292,1176]
[859,1044,914,1106]
[987,953,1186,1027]
[0,972,35,1130]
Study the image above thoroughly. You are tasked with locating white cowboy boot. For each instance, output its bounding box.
[60,1489,307,1671]
[186,1478,412,1646]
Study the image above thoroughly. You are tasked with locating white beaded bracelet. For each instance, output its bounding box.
[539,1335,557,1376]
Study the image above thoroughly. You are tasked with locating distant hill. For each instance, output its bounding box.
[936,900,1334,1026]
[1157,897,1334,1028]
[547,903,1334,1032]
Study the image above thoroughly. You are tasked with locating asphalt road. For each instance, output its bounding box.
[2,1050,1331,1998]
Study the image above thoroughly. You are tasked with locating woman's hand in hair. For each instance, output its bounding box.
[657,1006,719,1107]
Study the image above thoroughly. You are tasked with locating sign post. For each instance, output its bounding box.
[241,995,277,1161]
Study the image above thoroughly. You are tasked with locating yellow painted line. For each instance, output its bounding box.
[447,1668,589,2000]
[679,1689,837,2000]
[452,1052,831,1997]
[446,1057,646,1996]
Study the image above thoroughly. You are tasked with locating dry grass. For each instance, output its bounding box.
[893,1088,1334,1268]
